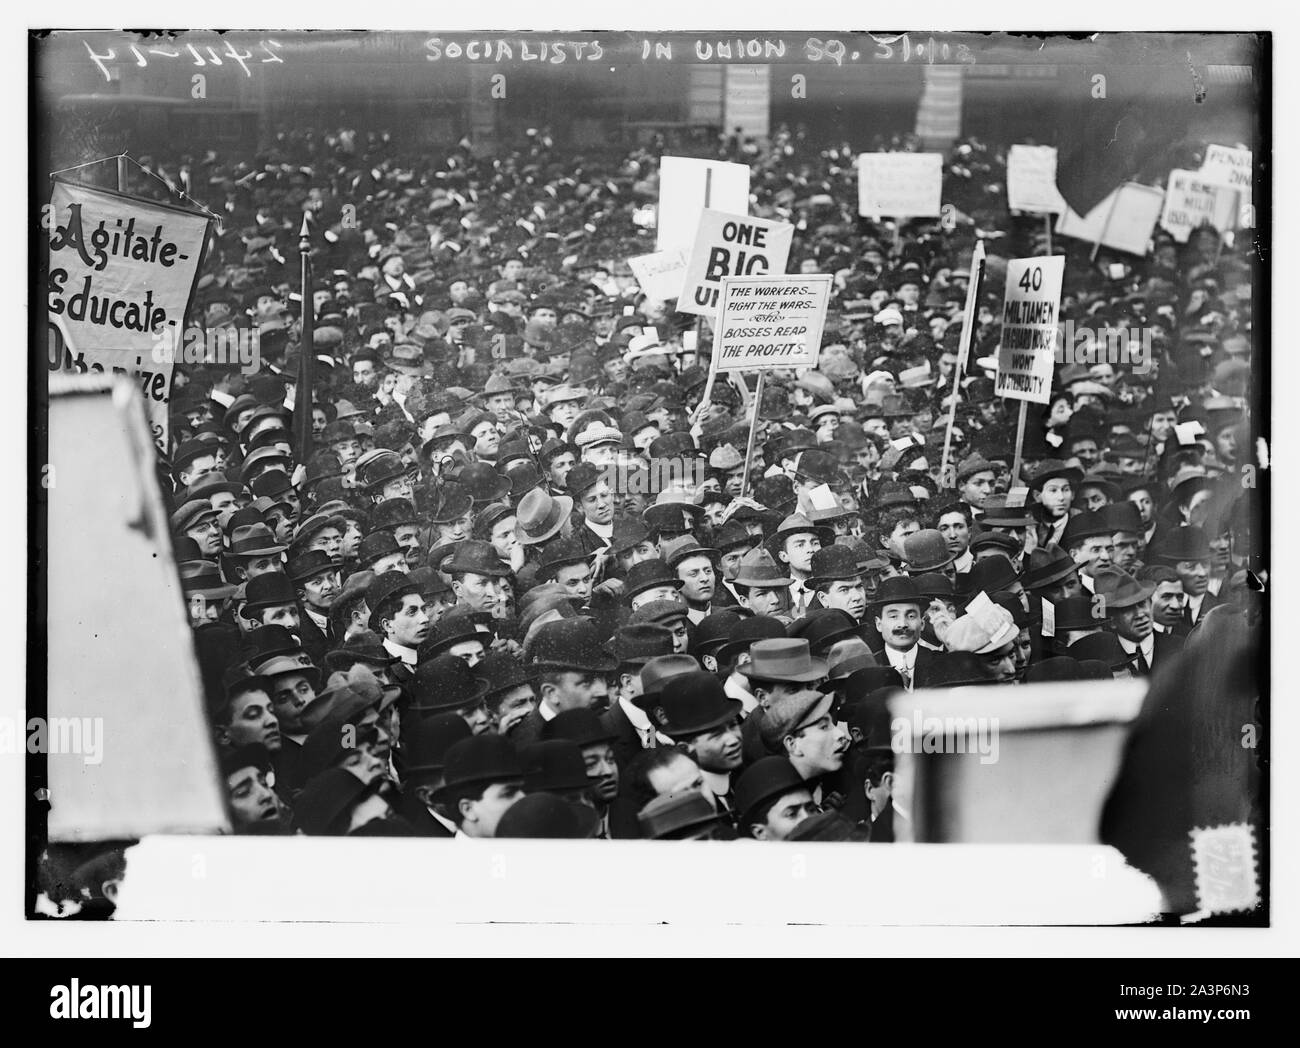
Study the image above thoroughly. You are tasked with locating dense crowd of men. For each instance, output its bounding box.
[92,118,1262,847]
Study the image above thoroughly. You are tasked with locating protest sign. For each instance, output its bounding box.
[1054,183,1164,256]
[656,156,750,253]
[677,209,794,317]
[1007,145,1067,214]
[856,152,943,218]
[47,180,211,447]
[627,248,689,302]
[1200,144,1252,229]
[712,274,832,373]
[1159,169,1238,243]
[996,256,1064,405]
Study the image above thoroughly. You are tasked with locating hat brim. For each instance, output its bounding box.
[648,697,744,739]
[410,676,492,714]
[1029,467,1085,491]
[738,659,829,683]
[518,496,575,545]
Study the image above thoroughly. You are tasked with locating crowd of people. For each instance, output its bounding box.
[82,117,1263,851]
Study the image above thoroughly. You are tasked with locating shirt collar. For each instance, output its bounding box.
[701,769,731,801]
[619,696,651,731]
[383,638,419,666]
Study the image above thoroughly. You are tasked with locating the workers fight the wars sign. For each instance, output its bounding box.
[46,180,211,445]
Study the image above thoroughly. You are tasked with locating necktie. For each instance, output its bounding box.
[1137,651,1151,675]
[794,584,808,618]
[638,726,657,749]
[898,664,913,689]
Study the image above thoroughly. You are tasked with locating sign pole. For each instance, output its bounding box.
[939,240,986,488]
[295,213,316,465]
[1044,213,1053,255]
[1011,400,1029,485]
[116,155,127,193]
[738,371,766,499]
[688,168,714,380]
[1090,189,1123,263]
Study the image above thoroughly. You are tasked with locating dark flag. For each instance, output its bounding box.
[294,212,315,465]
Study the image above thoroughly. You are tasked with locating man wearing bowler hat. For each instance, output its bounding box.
[1149,526,1223,628]
[398,712,473,836]
[511,618,618,747]
[410,653,496,735]
[432,735,528,839]
[368,570,432,667]
[807,545,869,624]
[735,756,820,841]
[662,535,721,625]
[771,514,835,619]
[867,577,934,689]
[600,623,676,766]
[545,708,638,838]
[646,670,745,820]
[445,540,513,618]
[287,549,343,664]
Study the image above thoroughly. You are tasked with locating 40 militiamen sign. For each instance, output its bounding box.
[46,179,211,447]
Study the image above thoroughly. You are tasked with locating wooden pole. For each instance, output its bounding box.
[738,371,765,499]
[1044,213,1053,256]
[1011,400,1029,487]
[295,213,315,465]
[939,240,986,488]
[1090,188,1122,263]
[116,154,127,192]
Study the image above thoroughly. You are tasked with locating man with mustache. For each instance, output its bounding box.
[868,577,935,690]
[288,550,344,665]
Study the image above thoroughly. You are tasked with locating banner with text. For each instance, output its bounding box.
[656,156,750,254]
[47,181,210,447]
[856,152,944,218]
[1007,145,1067,214]
[995,256,1064,405]
[1200,144,1252,229]
[628,248,690,302]
[678,209,794,317]
[1055,183,1164,256]
[1159,169,1238,243]
[712,274,832,373]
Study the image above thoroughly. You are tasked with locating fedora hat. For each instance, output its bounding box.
[637,790,725,840]
[732,547,794,589]
[661,535,718,570]
[1022,544,1080,590]
[536,537,592,581]
[979,492,1035,527]
[714,615,787,665]
[179,559,236,602]
[773,513,836,549]
[294,768,379,835]
[646,670,742,739]
[610,513,653,555]
[228,523,287,558]
[739,638,828,683]
[527,618,618,673]
[956,555,1021,601]
[630,599,691,629]
[865,576,927,614]
[459,461,512,504]
[184,471,244,503]
[1090,567,1156,611]
[690,611,746,659]
[355,450,410,492]
[432,735,526,802]
[902,529,956,573]
[516,488,574,545]
[1052,595,1101,632]
[788,609,861,655]
[477,651,536,698]
[443,539,512,578]
[410,653,491,713]
[1028,459,1084,492]
[1061,510,1115,549]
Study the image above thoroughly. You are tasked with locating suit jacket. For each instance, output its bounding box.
[296,612,333,668]
[506,708,548,748]
[599,701,649,769]
[605,796,642,840]
[871,643,939,688]
[1150,630,1186,672]
[398,793,456,838]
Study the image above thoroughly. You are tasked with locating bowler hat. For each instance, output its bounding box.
[1150,526,1211,564]
[1099,501,1143,535]
[403,712,473,778]
[366,571,423,630]
[638,654,704,707]
[544,708,617,748]
[735,756,809,827]
[1028,459,1084,492]
[356,450,410,491]
[647,670,742,740]
[184,470,244,503]
[477,651,536,698]
[805,545,865,586]
[957,555,1021,600]
[419,615,486,661]
[242,571,299,611]
[610,514,653,555]
[902,529,956,573]
[642,502,702,536]
[536,537,592,581]
[786,811,868,842]
[516,488,574,545]
[739,638,828,683]
[611,623,675,666]
[630,599,691,629]
[432,735,526,801]
[623,558,684,599]
[788,609,861,654]
[527,618,618,673]
[1052,595,1100,632]
[410,653,491,713]
[323,630,399,673]
[459,461,512,504]
[1061,510,1114,549]
[690,611,745,658]
[495,792,600,838]
[520,740,594,793]
[865,576,927,613]
[358,530,403,567]
[637,790,725,840]
[287,549,340,585]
